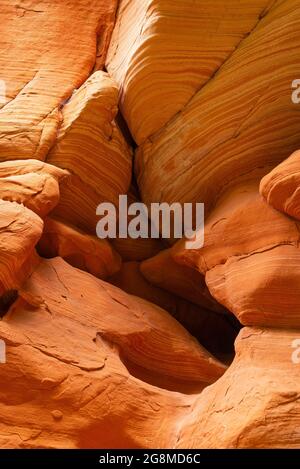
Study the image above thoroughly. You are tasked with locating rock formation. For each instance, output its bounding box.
[0,257,225,448]
[260,149,300,220]
[134,0,300,215]
[177,327,300,449]
[0,0,299,450]
[37,217,121,280]
[0,0,119,161]
[47,71,132,233]
[107,0,272,144]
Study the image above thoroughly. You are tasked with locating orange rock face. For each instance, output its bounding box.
[177,328,300,448]
[110,185,164,261]
[0,159,69,217]
[0,0,118,161]
[48,71,132,233]
[174,180,300,327]
[37,217,121,280]
[0,257,226,448]
[109,261,238,362]
[0,200,42,296]
[135,0,300,215]
[260,149,300,220]
[0,0,300,451]
[107,0,271,144]
[140,248,227,314]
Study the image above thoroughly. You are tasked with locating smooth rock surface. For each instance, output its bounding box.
[135,0,300,216]
[0,0,118,160]
[0,257,227,448]
[177,327,300,448]
[38,217,121,279]
[107,0,271,144]
[1,0,299,450]
[48,71,132,233]
[141,248,226,314]
[109,261,239,362]
[174,181,300,327]
[260,149,300,220]
[0,200,42,296]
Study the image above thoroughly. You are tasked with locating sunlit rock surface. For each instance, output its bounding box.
[174,180,300,327]
[48,71,132,233]
[0,0,118,161]
[135,0,300,218]
[107,0,271,144]
[260,149,300,220]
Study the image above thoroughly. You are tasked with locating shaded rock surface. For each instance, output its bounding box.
[109,261,239,362]
[0,200,42,295]
[0,159,69,217]
[260,149,300,220]
[174,180,300,327]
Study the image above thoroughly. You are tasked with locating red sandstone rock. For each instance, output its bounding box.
[206,244,300,327]
[135,0,300,218]
[38,217,121,279]
[0,159,69,217]
[110,185,164,261]
[0,159,69,181]
[177,327,300,448]
[0,200,42,296]
[174,181,300,327]
[260,149,300,220]
[0,0,299,451]
[109,261,238,362]
[0,0,118,161]
[140,248,226,314]
[48,71,132,233]
[0,257,226,448]
[107,0,271,144]
[111,236,164,262]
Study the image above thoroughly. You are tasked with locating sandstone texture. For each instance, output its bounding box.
[37,217,121,280]
[0,257,226,448]
[260,149,300,220]
[48,71,132,233]
[134,0,300,216]
[107,0,272,144]
[177,328,300,449]
[0,0,299,451]
[109,261,238,362]
[140,248,226,314]
[174,180,300,327]
[0,0,118,161]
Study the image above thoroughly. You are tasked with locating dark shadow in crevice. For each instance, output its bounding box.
[116,111,137,150]
[168,305,242,366]
[0,290,18,318]
[96,332,206,395]
[119,351,207,395]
